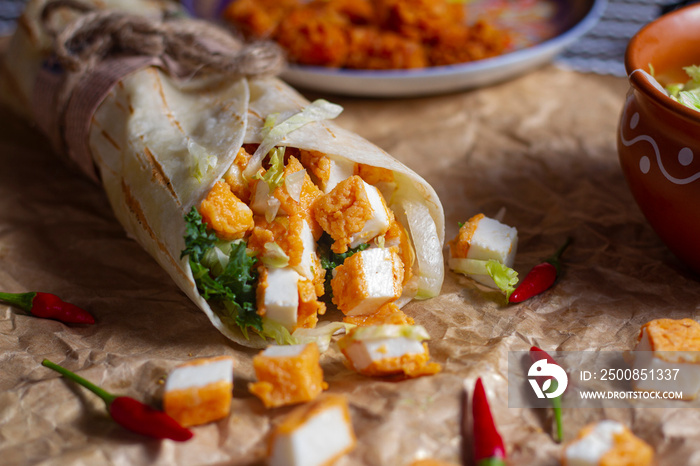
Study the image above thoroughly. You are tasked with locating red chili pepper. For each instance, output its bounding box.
[41,359,193,442]
[472,378,506,466]
[509,237,572,303]
[0,291,95,324]
[529,346,564,442]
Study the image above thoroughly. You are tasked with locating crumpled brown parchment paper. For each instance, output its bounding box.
[1,61,700,466]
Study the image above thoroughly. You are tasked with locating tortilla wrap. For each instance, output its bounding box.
[0,0,445,348]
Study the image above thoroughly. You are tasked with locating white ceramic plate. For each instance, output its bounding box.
[185,0,608,97]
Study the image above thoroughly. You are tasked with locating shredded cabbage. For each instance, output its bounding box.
[291,322,355,352]
[262,112,278,137]
[255,147,286,192]
[678,91,700,112]
[374,235,386,249]
[244,99,343,179]
[262,242,289,269]
[485,260,519,300]
[258,318,296,345]
[663,65,700,113]
[449,257,519,299]
[188,140,217,182]
[684,65,700,83]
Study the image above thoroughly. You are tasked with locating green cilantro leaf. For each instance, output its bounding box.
[181,206,217,262]
[182,208,261,333]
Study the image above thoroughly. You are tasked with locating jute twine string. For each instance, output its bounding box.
[40,0,286,78]
[34,0,285,180]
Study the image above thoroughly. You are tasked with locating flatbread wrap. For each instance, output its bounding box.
[0,0,445,348]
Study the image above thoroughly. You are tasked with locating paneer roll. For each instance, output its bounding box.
[0,0,444,347]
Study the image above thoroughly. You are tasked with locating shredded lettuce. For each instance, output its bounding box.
[182,207,261,333]
[678,91,700,112]
[262,113,278,137]
[262,242,289,269]
[258,318,296,345]
[188,140,217,182]
[449,257,519,299]
[484,260,519,300]
[375,235,386,249]
[684,65,700,83]
[244,99,343,180]
[664,65,700,113]
[665,82,684,96]
[255,147,286,192]
[292,322,355,352]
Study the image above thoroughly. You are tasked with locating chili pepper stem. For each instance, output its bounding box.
[551,388,563,443]
[545,236,573,273]
[477,459,507,466]
[530,347,565,442]
[0,291,35,311]
[42,359,117,406]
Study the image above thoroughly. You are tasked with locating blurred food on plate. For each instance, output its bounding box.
[222,0,511,69]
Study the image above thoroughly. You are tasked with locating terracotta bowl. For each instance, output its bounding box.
[617,3,700,273]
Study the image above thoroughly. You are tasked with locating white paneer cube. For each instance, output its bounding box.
[337,325,441,378]
[324,157,355,194]
[348,181,392,249]
[313,176,393,254]
[249,342,327,408]
[343,337,425,372]
[163,356,235,427]
[563,420,654,466]
[165,357,234,392]
[331,247,403,316]
[564,421,624,466]
[268,395,356,466]
[467,216,518,265]
[449,214,518,289]
[632,319,700,400]
[263,267,300,330]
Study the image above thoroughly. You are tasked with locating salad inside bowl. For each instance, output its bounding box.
[664,65,700,112]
